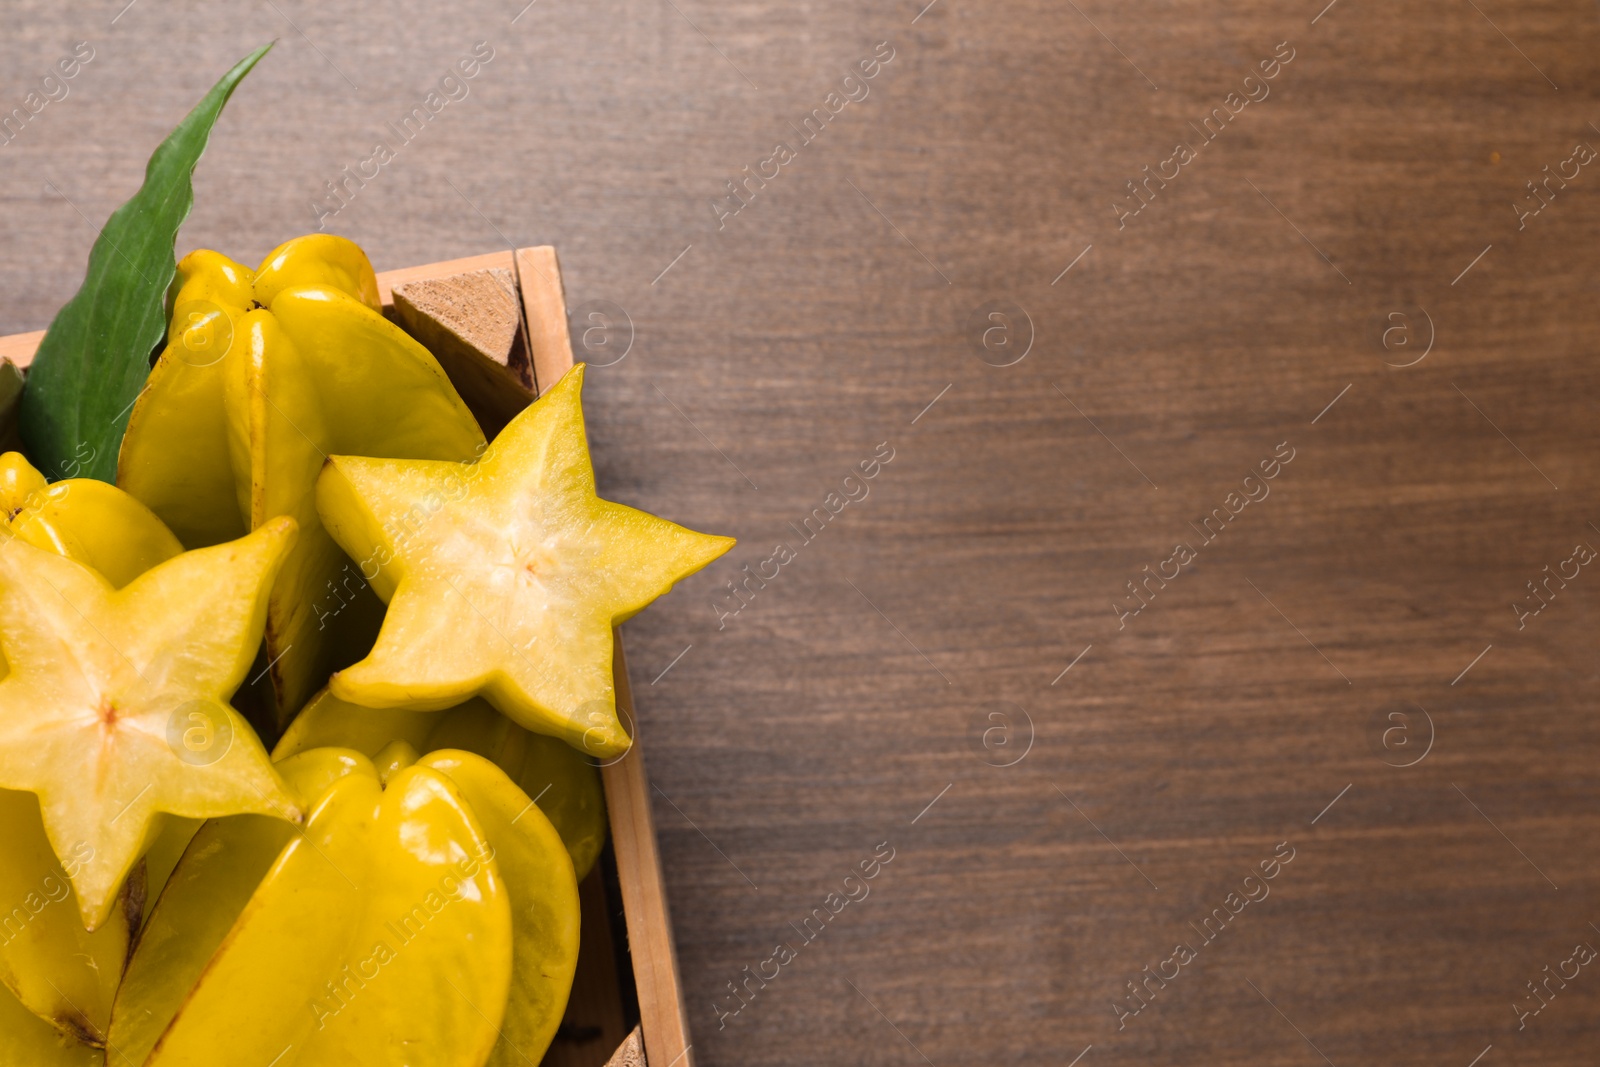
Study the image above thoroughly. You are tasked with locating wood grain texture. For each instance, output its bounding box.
[2,2,1598,1065]
[604,1027,646,1067]
[520,251,698,1066]
[393,264,533,434]
[374,251,513,306]
[516,245,576,396]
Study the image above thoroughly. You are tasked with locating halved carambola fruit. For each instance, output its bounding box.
[317,363,734,756]
[118,235,485,732]
[133,746,575,1067]
[0,519,301,930]
[0,455,199,1046]
[274,690,608,879]
[3,455,206,915]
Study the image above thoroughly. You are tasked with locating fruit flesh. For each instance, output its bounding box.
[0,520,301,929]
[318,363,734,756]
[118,236,486,731]
[0,455,257,1046]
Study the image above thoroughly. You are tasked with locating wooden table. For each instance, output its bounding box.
[3,2,1597,1063]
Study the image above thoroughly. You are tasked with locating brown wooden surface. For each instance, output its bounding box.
[2,3,1598,1065]
[0,330,45,369]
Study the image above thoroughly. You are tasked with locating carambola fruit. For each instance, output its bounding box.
[274,690,608,880]
[114,746,579,1067]
[0,518,300,930]
[315,363,734,757]
[0,454,277,1048]
[117,235,486,732]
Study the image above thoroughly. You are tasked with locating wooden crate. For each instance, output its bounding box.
[0,248,693,1067]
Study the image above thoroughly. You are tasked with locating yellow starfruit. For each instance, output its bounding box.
[0,519,301,932]
[0,978,102,1067]
[0,453,243,1049]
[106,748,372,1067]
[315,363,734,757]
[117,746,579,1067]
[274,689,608,880]
[0,453,47,519]
[0,454,204,915]
[117,235,486,733]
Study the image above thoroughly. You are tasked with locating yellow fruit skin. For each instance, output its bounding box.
[274,691,607,880]
[0,978,102,1067]
[425,701,608,882]
[272,690,437,761]
[422,751,581,1067]
[371,739,420,785]
[135,815,201,923]
[253,234,381,311]
[117,236,485,733]
[317,364,734,757]
[108,750,374,1067]
[0,453,47,518]
[141,772,379,1067]
[0,789,134,1048]
[120,254,252,549]
[11,480,184,589]
[144,763,512,1067]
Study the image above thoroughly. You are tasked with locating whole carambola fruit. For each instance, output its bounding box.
[274,690,608,881]
[113,745,580,1067]
[117,235,485,734]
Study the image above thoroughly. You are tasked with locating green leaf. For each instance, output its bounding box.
[19,42,273,484]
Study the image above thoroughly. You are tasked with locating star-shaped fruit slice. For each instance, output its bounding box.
[0,518,301,929]
[0,452,187,1046]
[316,364,734,756]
